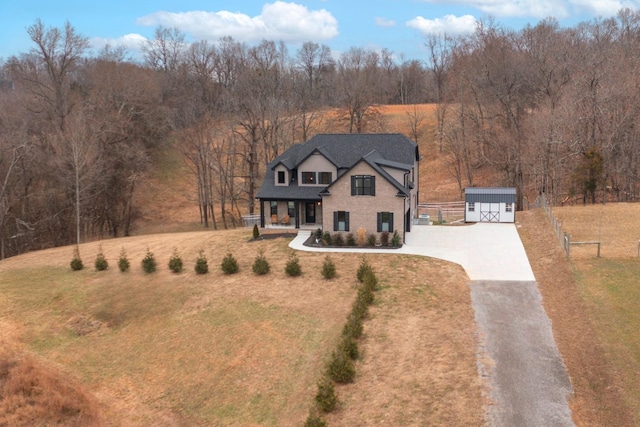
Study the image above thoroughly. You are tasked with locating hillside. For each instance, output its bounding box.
[131,104,497,235]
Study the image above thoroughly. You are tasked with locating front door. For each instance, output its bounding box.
[305,202,316,224]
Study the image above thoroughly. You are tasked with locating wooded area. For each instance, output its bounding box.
[2,10,640,258]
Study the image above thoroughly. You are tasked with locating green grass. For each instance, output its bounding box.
[575,258,640,419]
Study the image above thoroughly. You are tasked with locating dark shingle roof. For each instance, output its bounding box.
[465,187,516,203]
[257,134,418,200]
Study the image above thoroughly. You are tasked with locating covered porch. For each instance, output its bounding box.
[258,199,323,229]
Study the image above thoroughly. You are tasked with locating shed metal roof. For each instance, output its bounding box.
[465,187,516,203]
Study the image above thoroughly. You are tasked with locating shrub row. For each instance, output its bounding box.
[306,257,379,426]
[70,247,239,276]
[70,247,339,280]
[315,228,402,248]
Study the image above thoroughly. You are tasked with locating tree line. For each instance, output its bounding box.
[2,10,640,257]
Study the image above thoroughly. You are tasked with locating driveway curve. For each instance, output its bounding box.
[290,223,574,426]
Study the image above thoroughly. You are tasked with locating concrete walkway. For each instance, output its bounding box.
[290,223,574,426]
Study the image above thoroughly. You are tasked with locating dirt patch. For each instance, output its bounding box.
[517,210,635,426]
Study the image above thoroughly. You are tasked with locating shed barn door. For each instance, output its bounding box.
[480,203,500,222]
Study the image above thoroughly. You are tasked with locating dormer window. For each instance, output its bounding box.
[318,172,332,185]
[277,171,286,184]
[302,172,315,184]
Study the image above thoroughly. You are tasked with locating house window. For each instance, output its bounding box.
[351,175,375,196]
[302,172,315,184]
[288,201,295,217]
[277,171,286,184]
[377,212,394,232]
[506,202,513,212]
[334,211,349,232]
[468,202,475,212]
[270,201,278,215]
[318,172,332,185]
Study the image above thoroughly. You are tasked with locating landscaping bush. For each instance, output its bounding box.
[367,233,377,246]
[380,231,390,246]
[315,376,337,413]
[327,350,356,383]
[118,247,130,272]
[252,249,270,275]
[322,231,331,245]
[339,335,359,361]
[168,247,183,273]
[357,256,373,283]
[252,223,260,239]
[221,252,239,274]
[342,312,363,339]
[304,409,327,427]
[362,267,379,292]
[141,248,157,273]
[285,252,302,277]
[94,246,108,271]
[333,233,344,246]
[70,247,83,271]
[194,249,208,274]
[314,228,323,241]
[321,255,336,279]
[391,230,401,247]
[346,232,356,246]
[356,227,367,246]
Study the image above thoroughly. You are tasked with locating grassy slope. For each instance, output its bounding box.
[0,228,481,425]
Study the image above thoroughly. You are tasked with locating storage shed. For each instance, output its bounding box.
[464,187,516,223]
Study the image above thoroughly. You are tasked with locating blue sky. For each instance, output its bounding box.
[1,0,638,61]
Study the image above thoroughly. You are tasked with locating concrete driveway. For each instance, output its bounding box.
[291,223,574,426]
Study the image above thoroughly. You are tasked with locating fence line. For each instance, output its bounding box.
[534,194,600,259]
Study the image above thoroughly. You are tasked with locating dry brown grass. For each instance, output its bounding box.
[0,347,101,426]
[0,227,481,425]
[518,208,637,426]
[325,256,484,426]
[551,203,640,259]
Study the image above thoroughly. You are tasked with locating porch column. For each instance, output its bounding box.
[295,201,300,228]
[260,199,265,228]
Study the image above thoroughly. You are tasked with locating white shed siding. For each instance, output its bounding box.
[464,187,516,223]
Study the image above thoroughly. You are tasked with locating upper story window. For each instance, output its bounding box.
[302,172,315,184]
[277,171,286,184]
[318,172,332,185]
[351,175,375,196]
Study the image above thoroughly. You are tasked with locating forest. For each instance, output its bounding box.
[2,9,640,258]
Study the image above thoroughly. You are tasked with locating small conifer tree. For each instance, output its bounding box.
[284,252,302,277]
[70,246,83,271]
[253,223,260,239]
[252,249,270,275]
[321,255,336,279]
[94,245,109,271]
[221,252,239,274]
[168,247,183,273]
[195,249,209,274]
[141,248,157,273]
[118,247,130,272]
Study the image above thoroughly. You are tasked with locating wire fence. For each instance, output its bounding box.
[417,201,465,224]
[534,194,600,259]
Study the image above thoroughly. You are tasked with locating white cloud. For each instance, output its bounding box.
[375,17,397,27]
[422,0,569,19]
[136,1,338,43]
[407,14,478,35]
[91,33,148,53]
[569,0,640,16]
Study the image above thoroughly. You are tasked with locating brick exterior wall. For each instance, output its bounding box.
[322,161,407,237]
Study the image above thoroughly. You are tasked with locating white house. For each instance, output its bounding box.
[464,187,516,223]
